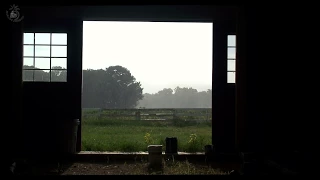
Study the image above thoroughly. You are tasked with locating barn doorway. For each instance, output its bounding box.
[81,21,213,153]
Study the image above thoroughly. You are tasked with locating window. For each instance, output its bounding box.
[227,35,236,83]
[23,33,67,82]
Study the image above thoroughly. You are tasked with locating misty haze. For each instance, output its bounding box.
[82,21,214,109]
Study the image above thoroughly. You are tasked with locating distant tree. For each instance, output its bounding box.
[82,69,107,108]
[174,87,198,108]
[23,65,49,81]
[23,65,66,81]
[103,66,143,108]
[51,66,67,82]
[137,86,212,108]
[154,88,174,107]
[23,65,34,81]
[82,65,143,109]
[157,88,173,96]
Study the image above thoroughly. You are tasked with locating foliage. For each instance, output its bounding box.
[81,112,211,152]
[144,132,154,145]
[83,65,144,108]
[24,65,212,109]
[138,87,211,108]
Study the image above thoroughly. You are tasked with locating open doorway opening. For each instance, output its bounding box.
[81,21,213,152]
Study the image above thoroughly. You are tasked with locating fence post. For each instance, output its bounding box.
[206,109,209,122]
[99,108,103,119]
[135,110,141,120]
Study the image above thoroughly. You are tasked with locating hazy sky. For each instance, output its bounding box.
[83,21,214,94]
[23,21,236,93]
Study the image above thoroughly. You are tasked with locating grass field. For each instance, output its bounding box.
[81,108,212,152]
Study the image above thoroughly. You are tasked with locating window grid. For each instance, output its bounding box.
[24,44,66,46]
[50,33,52,81]
[23,33,67,82]
[227,35,236,83]
[33,33,35,80]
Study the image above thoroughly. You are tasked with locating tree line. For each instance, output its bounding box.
[137,87,211,108]
[23,65,212,109]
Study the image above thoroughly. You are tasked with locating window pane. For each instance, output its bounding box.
[35,58,50,69]
[23,58,34,69]
[35,33,51,44]
[52,33,67,45]
[227,60,236,71]
[51,70,67,82]
[228,35,236,47]
[34,70,50,82]
[24,33,34,44]
[51,46,67,57]
[23,70,33,81]
[35,46,50,57]
[23,45,34,56]
[51,58,67,69]
[228,47,236,59]
[227,72,236,83]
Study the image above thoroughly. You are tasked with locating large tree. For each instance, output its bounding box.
[83,65,143,109]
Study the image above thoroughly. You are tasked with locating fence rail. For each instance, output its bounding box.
[83,108,212,121]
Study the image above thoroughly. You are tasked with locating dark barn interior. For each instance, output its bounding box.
[5,5,313,175]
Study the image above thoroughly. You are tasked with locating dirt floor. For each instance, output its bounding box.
[13,160,238,175]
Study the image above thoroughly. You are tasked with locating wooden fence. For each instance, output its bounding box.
[83,108,212,121]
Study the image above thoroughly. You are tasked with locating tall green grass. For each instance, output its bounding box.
[81,114,212,152]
